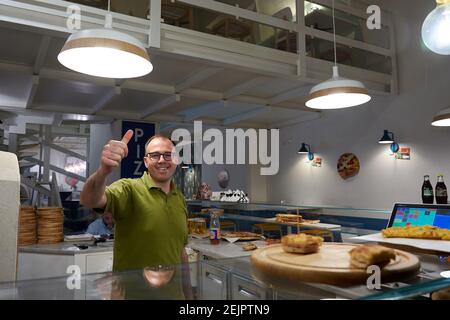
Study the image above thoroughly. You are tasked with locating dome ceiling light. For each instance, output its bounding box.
[305,0,371,109]
[57,0,153,78]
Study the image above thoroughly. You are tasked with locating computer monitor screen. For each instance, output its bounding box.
[388,203,450,229]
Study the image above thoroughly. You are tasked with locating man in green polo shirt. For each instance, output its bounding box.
[80,130,192,299]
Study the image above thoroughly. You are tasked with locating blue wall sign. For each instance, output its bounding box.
[121,121,155,179]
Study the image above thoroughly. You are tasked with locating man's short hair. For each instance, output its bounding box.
[144,134,175,152]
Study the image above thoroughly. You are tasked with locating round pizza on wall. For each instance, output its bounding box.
[337,153,360,180]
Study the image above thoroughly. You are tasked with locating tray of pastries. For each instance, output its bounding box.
[274,213,320,225]
[222,231,264,241]
[251,241,420,287]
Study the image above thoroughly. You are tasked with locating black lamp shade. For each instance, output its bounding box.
[298,143,310,154]
[181,162,189,169]
[379,130,394,144]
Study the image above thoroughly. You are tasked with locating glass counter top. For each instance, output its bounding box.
[1,251,449,300]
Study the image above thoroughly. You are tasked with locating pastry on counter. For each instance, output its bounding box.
[431,286,450,300]
[349,244,396,269]
[265,238,281,245]
[281,233,323,254]
[222,231,262,240]
[242,243,257,251]
[382,225,450,240]
[276,213,303,223]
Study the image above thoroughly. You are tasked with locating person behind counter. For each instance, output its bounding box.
[86,211,114,236]
[80,131,192,300]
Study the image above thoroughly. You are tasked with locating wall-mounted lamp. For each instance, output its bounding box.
[298,143,314,161]
[378,130,399,153]
[181,162,190,169]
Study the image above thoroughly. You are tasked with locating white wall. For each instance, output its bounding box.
[266,0,450,210]
[202,163,250,192]
[199,127,268,200]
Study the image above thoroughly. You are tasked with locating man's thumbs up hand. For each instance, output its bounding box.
[99,130,134,176]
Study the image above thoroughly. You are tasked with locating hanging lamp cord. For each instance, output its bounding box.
[332,0,337,67]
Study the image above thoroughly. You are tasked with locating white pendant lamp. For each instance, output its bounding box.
[305,0,371,110]
[58,1,153,78]
[431,107,450,126]
[422,0,450,55]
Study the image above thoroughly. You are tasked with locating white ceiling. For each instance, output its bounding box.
[0,15,323,130]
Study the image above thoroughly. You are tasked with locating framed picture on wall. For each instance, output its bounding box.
[395,147,411,160]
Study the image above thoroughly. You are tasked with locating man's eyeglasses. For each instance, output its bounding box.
[146,152,174,162]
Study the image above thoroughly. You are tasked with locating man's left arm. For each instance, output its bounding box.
[181,248,194,300]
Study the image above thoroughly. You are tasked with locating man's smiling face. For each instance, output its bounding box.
[143,137,177,184]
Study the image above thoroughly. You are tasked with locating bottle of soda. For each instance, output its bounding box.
[435,174,448,204]
[422,175,434,204]
[209,212,221,245]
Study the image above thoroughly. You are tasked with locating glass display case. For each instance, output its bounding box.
[1,254,449,300]
[187,200,391,240]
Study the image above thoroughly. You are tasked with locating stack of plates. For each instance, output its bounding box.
[18,206,37,246]
[37,207,64,244]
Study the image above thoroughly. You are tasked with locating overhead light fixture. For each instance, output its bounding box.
[379,130,399,153]
[298,143,314,161]
[305,0,371,109]
[58,0,153,78]
[422,0,450,55]
[431,107,450,126]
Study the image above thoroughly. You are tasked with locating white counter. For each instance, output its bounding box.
[187,237,266,259]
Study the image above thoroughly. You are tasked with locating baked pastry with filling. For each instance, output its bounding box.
[431,287,450,300]
[276,213,303,223]
[349,245,396,269]
[242,243,257,251]
[382,225,450,240]
[281,233,323,254]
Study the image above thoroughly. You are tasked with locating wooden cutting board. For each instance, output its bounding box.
[251,243,420,287]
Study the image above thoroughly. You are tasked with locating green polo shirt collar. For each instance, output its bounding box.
[141,171,178,196]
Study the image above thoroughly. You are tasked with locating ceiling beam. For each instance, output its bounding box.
[34,35,51,75]
[270,112,321,129]
[175,66,223,92]
[223,77,270,99]
[180,100,225,121]
[222,106,271,126]
[0,61,318,116]
[268,84,313,104]
[121,79,174,95]
[25,75,40,108]
[140,94,180,119]
[39,67,115,87]
[91,86,121,115]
